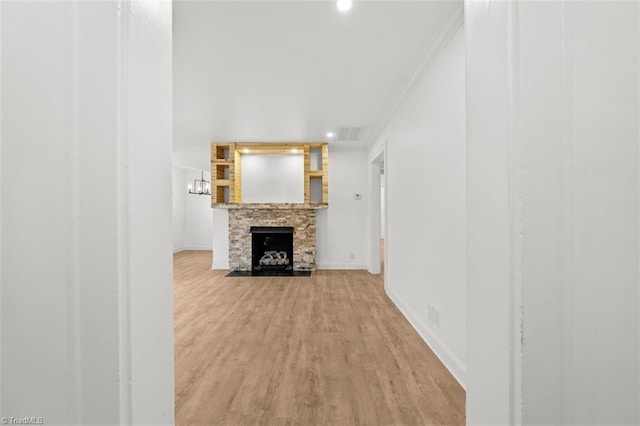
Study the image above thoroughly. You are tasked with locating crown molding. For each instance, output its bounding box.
[364,5,464,148]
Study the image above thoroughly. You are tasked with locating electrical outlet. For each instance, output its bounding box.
[427,304,441,328]
[349,252,355,260]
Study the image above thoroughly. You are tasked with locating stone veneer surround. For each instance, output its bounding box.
[227,204,323,271]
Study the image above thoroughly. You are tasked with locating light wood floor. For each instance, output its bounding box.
[174,250,465,425]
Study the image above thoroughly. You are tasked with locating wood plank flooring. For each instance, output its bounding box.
[174,250,465,425]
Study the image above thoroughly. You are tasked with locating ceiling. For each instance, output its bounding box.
[173,0,462,154]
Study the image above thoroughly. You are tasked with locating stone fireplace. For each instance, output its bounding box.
[227,204,322,271]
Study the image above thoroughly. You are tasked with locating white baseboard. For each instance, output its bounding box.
[386,286,466,389]
[175,246,212,252]
[173,247,184,253]
[316,263,367,270]
[211,264,230,270]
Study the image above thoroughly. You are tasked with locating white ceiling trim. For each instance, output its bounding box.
[364,5,464,147]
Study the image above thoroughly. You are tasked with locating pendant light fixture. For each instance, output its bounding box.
[188,170,211,195]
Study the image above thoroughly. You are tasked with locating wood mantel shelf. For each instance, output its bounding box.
[212,203,328,210]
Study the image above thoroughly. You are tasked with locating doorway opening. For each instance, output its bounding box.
[380,163,385,276]
[368,145,386,287]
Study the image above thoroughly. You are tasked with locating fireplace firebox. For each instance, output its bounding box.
[250,226,294,275]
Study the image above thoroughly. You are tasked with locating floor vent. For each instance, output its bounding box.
[336,126,365,142]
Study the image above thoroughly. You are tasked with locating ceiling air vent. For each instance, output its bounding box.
[336,126,365,142]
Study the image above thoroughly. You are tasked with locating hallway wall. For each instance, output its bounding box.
[370,26,466,385]
[1,2,174,423]
[518,2,639,423]
[466,1,639,424]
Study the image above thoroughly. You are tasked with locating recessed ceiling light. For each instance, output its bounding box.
[337,0,352,12]
[326,132,335,138]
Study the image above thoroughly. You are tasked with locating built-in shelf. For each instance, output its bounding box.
[211,142,329,206]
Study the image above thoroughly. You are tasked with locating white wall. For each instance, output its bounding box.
[183,169,213,250]
[173,148,210,171]
[464,2,513,422]
[316,148,368,269]
[211,208,230,269]
[241,154,304,203]
[519,2,638,424]
[173,167,213,252]
[1,1,174,424]
[173,167,186,251]
[466,1,639,424]
[370,27,466,385]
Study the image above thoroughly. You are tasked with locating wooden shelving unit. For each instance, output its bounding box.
[304,143,328,204]
[211,142,240,204]
[210,142,329,206]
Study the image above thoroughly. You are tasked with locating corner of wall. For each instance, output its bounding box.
[386,286,466,389]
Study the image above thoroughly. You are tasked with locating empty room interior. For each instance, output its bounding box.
[2,0,640,425]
